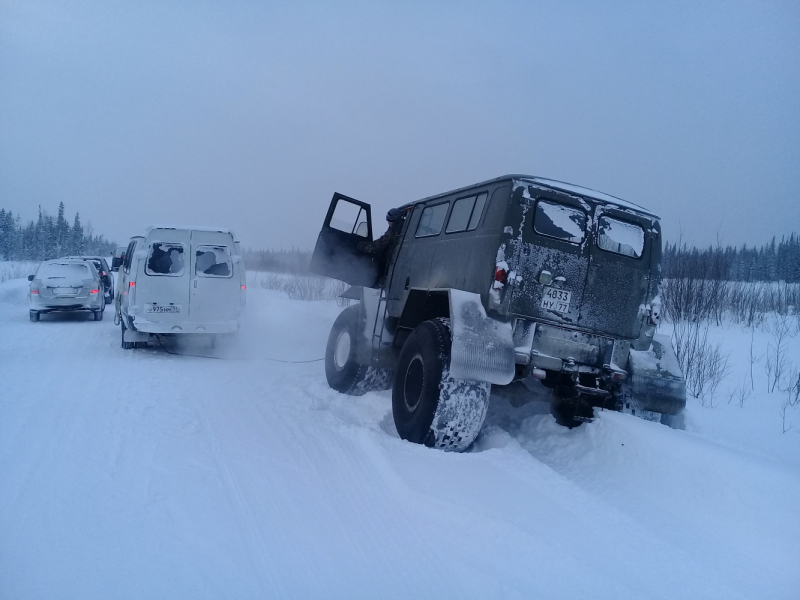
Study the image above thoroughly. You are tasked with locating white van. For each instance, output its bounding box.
[115,226,246,349]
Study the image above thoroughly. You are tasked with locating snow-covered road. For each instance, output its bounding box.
[1,276,799,599]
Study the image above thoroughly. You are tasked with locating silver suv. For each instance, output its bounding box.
[28,259,105,322]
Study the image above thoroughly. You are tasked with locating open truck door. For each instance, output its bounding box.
[310,193,379,288]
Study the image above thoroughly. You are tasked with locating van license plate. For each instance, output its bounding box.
[146,305,181,313]
[541,287,571,314]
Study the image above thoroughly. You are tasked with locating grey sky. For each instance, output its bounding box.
[1,0,798,251]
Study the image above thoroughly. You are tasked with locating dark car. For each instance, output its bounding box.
[310,175,686,451]
[62,256,114,305]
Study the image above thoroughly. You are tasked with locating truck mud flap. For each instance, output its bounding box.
[448,290,515,385]
[626,333,686,415]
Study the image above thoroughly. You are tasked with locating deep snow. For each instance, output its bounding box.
[1,271,799,599]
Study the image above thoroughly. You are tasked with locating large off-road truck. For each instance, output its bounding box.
[310,175,686,451]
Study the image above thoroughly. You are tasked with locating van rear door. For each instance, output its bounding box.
[507,186,591,327]
[138,229,192,324]
[578,207,653,339]
[310,193,377,287]
[190,230,239,325]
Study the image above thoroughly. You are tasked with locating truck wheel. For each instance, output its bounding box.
[121,321,134,349]
[392,318,490,452]
[660,410,686,430]
[29,310,39,322]
[325,306,376,395]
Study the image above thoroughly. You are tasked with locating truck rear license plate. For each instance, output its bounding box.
[146,305,181,313]
[541,286,571,314]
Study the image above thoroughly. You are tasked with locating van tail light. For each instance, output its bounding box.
[128,280,136,303]
[31,289,39,294]
[90,289,99,295]
[241,285,246,290]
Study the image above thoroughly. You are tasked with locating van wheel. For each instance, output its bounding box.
[121,321,134,349]
[325,306,389,395]
[29,310,39,322]
[392,318,490,452]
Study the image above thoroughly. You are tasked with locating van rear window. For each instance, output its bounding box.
[195,245,232,277]
[146,243,185,276]
[533,200,586,244]
[597,216,644,258]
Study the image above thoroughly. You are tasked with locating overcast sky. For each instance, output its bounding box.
[1,0,798,251]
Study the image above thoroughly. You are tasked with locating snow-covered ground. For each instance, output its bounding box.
[1,270,799,599]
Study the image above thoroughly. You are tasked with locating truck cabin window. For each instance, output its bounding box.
[415,202,449,237]
[533,200,586,244]
[330,200,369,237]
[195,245,233,277]
[597,216,644,258]
[146,243,185,276]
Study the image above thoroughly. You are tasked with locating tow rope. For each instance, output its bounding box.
[154,335,324,363]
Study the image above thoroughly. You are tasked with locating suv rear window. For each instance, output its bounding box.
[195,245,232,277]
[37,263,91,279]
[533,200,586,244]
[146,243,185,276]
[416,202,449,238]
[446,192,488,233]
[597,216,644,258]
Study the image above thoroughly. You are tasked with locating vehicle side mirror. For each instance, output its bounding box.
[28,275,34,281]
[111,257,122,269]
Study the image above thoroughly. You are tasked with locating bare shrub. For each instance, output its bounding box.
[778,399,795,434]
[672,318,731,406]
[784,369,800,407]
[727,378,751,407]
[765,314,794,393]
[253,271,350,303]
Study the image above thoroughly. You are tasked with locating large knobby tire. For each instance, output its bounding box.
[392,318,490,452]
[325,305,392,396]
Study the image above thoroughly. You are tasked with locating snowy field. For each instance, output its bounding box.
[1,268,799,599]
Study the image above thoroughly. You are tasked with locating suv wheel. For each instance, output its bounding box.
[29,310,39,322]
[325,306,391,395]
[93,309,103,321]
[392,318,490,452]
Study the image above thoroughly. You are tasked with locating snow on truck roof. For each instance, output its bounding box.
[402,174,659,219]
[140,225,237,237]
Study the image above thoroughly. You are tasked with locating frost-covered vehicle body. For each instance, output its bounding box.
[311,175,686,451]
[115,226,246,349]
[28,259,105,322]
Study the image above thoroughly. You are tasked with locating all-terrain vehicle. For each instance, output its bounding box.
[310,175,686,451]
